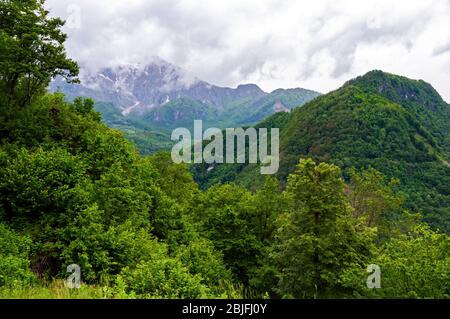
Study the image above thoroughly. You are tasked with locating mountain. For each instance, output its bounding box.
[220,88,320,127]
[192,71,450,233]
[50,57,320,134]
[50,57,264,114]
[346,70,450,153]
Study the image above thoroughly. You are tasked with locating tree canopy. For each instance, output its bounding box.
[0,0,78,106]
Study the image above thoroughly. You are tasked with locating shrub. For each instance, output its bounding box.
[0,223,36,288]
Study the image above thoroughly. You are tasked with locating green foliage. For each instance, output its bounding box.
[346,167,420,240]
[175,238,233,288]
[347,70,450,152]
[280,85,440,170]
[193,178,281,286]
[0,0,78,105]
[0,223,36,287]
[72,98,102,123]
[0,3,449,299]
[0,146,88,226]
[342,224,450,298]
[118,241,210,299]
[0,280,112,299]
[2,94,137,175]
[278,80,449,233]
[191,113,289,190]
[198,71,450,234]
[272,159,376,298]
[58,205,153,283]
[194,184,261,283]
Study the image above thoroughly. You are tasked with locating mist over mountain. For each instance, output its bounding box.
[50,57,320,131]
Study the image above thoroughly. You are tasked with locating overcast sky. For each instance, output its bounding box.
[46,0,450,101]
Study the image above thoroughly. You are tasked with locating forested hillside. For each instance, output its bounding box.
[0,0,449,299]
[193,72,450,234]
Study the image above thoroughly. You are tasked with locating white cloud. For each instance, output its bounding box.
[46,0,450,101]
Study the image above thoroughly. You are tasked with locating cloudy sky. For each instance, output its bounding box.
[46,0,450,100]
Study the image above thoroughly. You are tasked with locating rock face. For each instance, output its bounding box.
[273,101,289,113]
[50,57,320,129]
[50,57,265,115]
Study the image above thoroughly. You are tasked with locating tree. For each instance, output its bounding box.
[346,167,419,240]
[348,168,403,226]
[342,224,450,298]
[272,158,375,298]
[249,177,281,243]
[0,0,79,105]
[0,147,88,225]
[194,183,264,283]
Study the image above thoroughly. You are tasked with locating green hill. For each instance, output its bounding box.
[192,71,450,233]
[347,70,450,152]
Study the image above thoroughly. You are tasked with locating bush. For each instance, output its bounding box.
[119,254,210,298]
[342,224,450,298]
[0,223,36,288]
[175,238,233,288]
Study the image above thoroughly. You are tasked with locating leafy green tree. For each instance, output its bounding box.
[249,177,281,242]
[59,204,163,284]
[272,159,375,298]
[348,167,403,226]
[342,224,450,298]
[0,147,88,226]
[144,152,201,246]
[247,177,282,295]
[193,178,283,290]
[72,97,102,123]
[346,167,421,240]
[194,184,263,283]
[92,163,153,229]
[0,0,78,105]
[1,0,448,299]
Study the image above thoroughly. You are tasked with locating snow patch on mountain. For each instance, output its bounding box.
[122,102,141,116]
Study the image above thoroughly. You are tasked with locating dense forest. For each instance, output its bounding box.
[192,72,450,234]
[0,0,449,299]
